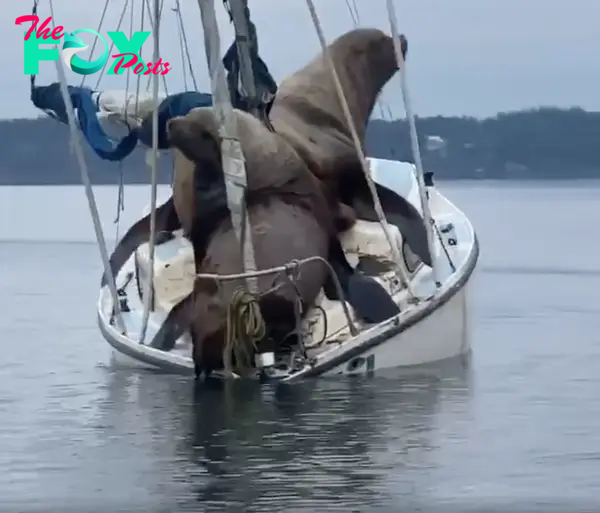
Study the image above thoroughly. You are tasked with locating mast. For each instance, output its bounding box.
[226,0,260,118]
[196,0,258,293]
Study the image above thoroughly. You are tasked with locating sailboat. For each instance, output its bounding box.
[25,0,479,381]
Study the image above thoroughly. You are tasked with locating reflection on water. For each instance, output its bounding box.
[90,358,472,511]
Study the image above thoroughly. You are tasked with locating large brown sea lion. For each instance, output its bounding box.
[101,28,430,289]
[268,28,432,266]
[148,107,400,376]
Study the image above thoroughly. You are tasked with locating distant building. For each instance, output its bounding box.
[425,135,446,152]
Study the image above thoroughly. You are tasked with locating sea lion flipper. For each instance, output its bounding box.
[352,182,432,267]
[324,239,400,324]
[149,289,195,351]
[100,197,180,287]
[346,273,400,323]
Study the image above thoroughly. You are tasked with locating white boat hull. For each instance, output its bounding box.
[97,158,479,381]
[322,280,472,377]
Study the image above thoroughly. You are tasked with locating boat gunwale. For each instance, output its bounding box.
[97,228,479,381]
[283,232,480,381]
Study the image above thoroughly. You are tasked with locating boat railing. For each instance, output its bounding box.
[195,255,359,337]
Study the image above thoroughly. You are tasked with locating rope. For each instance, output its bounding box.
[49,0,126,334]
[93,0,130,91]
[197,255,358,336]
[303,0,417,299]
[138,0,161,344]
[173,0,199,90]
[174,3,189,90]
[223,287,266,376]
[143,0,169,95]
[134,0,146,117]
[80,0,111,87]
[385,0,441,288]
[113,162,125,245]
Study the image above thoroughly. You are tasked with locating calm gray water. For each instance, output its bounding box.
[1,181,599,512]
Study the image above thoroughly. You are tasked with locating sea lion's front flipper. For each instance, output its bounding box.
[352,182,432,267]
[149,289,196,352]
[324,240,400,324]
[100,197,180,287]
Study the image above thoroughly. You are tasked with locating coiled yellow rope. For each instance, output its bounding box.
[223,287,266,376]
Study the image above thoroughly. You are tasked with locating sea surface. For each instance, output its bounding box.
[1,180,599,512]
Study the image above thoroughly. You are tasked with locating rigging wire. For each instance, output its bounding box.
[174,2,188,90]
[343,0,358,25]
[385,0,441,288]
[80,0,111,88]
[133,0,146,117]
[114,0,138,243]
[341,0,389,120]
[173,0,199,91]
[137,0,162,344]
[303,0,417,298]
[29,1,39,93]
[93,0,131,91]
[143,0,169,95]
[47,0,127,333]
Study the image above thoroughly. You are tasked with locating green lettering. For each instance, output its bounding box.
[106,31,150,74]
[23,33,59,74]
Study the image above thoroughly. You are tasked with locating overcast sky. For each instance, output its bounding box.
[7,0,598,119]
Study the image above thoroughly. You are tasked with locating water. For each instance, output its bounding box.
[1,181,599,511]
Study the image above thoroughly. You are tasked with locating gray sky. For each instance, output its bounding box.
[7,0,599,119]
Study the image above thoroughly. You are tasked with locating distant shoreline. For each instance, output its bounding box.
[1,106,598,185]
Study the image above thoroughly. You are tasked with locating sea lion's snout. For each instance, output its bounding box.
[166,116,184,144]
[166,116,197,163]
[166,108,222,165]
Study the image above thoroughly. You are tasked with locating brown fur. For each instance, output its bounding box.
[267,29,431,265]
[151,107,342,373]
[269,28,404,188]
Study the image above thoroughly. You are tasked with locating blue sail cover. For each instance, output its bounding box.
[30,39,278,162]
[31,82,139,161]
[30,83,214,161]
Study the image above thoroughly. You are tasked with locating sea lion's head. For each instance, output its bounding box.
[328,28,406,88]
[167,107,222,170]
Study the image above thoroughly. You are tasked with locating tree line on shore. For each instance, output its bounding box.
[1,106,598,185]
